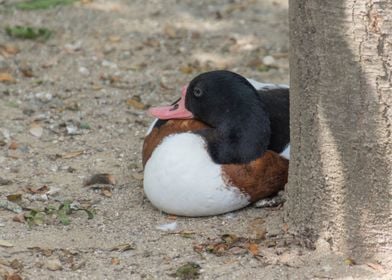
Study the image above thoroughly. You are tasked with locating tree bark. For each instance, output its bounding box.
[285,0,392,260]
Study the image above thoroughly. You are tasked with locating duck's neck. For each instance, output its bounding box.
[198,111,271,164]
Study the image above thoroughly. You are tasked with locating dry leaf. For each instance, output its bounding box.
[228,246,247,255]
[163,24,177,38]
[248,218,266,239]
[84,173,116,186]
[366,262,385,273]
[19,65,34,77]
[0,240,14,248]
[111,257,120,265]
[221,234,238,245]
[13,213,25,223]
[42,53,63,68]
[8,141,18,150]
[247,243,260,256]
[6,273,22,280]
[110,243,135,252]
[29,122,43,138]
[344,258,356,266]
[210,243,228,256]
[101,187,112,197]
[10,259,23,271]
[6,194,22,202]
[61,151,84,159]
[179,230,195,238]
[127,98,145,110]
[180,65,194,74]
[108,36,121,43]
[167,215,177,220]
[25,185,49,194]
[193,244,204,254]
[0,73,15,84]
[143,38,160,48]
[0,44,19,57]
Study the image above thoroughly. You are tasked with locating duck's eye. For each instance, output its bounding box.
[193,87,203,97]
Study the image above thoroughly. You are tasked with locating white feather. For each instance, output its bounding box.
[280,144,290,160]
[144,133,250,217]
[246,78,289,91]
[146,118,158,136]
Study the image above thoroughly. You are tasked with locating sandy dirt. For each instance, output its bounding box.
[0,0,390,279]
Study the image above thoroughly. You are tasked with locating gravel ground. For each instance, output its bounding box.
[0,0,390,279]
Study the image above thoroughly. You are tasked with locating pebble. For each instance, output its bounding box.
[66,123,79,135]
[156,222,177,232]
[0,177,12,185]
[79,66,90,76]
[101,60,118,69]
[0,58,9,71]
[0,128,10,141]
[35,92,53,103]
[30,125,43,138]
[262,55,276,66]
[64,41,82,52]
[45,258,63,271]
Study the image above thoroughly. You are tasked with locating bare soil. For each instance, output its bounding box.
[0,0,390,279]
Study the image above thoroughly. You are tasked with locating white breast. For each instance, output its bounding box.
[143,133,250,217]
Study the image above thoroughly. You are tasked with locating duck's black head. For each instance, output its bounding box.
[185,70,263,127]
[149,70,271,164]
[184,70,271,164]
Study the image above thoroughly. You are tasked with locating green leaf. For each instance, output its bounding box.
[15,0,75,10]
[25,210,45,226]
[80,122,91,130]
[171,262,201,280]
[57,201,72,225]
[44,205,57,215]
[57,207,71,225]
[6,26,52,41]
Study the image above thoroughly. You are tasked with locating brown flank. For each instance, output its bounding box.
[221,151,288,202]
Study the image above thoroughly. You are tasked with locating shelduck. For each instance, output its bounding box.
[142,70,290,217]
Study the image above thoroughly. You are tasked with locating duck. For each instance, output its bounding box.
[142,70,290,217]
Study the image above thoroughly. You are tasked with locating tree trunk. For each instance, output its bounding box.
[285,0,392,260]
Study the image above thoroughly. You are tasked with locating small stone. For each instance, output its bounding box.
[156,222,177,232]
[45,258,63,271]
[0,137,6,146]
[35,92,53,103]
[262,55,276,66]
[101,60,118,69]
[79,66,90,76]
[64,41,82,52]
[30,123,43,138]
[0,59,10,71]
[66,123,79,135]
[18,62,34,77]
[315,238,331,253]
[0,177,12,185]
[0,128,10,142]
